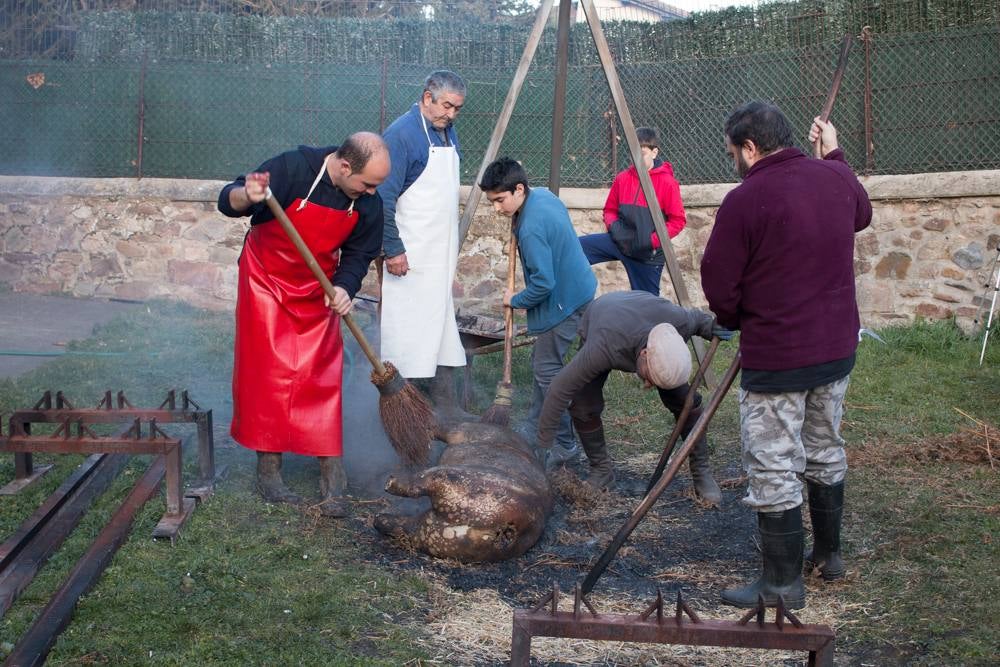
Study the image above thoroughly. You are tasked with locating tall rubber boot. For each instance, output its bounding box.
[317,456,349,518]
[720,507,806,609]
[429,365,476,424]
[683,408,722,505]
[255,452,302,505]
[804,480,845,581]
[577,424,614,491]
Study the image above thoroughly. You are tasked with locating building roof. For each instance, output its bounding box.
[621,0,690,21]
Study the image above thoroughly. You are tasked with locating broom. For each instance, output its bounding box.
[263,192,435,466]
[481,219,518,426]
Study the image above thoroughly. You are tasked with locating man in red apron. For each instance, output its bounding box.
[378,71,468,419]
[218,132,389,517]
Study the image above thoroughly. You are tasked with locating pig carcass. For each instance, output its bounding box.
[374,421,553,562]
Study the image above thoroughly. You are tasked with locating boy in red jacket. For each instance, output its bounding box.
[579,127,686,295]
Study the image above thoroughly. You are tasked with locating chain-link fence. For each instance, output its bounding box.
[2,1,999,185]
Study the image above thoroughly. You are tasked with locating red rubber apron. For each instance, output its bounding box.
[231,185,359,457]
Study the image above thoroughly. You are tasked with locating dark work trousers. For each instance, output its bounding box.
[579,232,664,296]
[567,377,702,437]
[524,306,587,451]
[657,383,703,434]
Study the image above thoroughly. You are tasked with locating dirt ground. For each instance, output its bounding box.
[345,443,866,666]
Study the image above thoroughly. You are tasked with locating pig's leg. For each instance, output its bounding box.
[383,471,433,498]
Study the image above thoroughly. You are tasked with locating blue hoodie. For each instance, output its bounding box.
[511,188,597,333]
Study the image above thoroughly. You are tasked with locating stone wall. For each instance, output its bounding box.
[1,172,998,330]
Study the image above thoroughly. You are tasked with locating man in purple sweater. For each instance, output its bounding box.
[701,102,872,609]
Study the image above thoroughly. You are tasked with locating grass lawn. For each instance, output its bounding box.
[0,300,997,665]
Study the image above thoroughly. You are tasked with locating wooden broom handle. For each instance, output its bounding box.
[501,221,518,384]
[814,34,853,158]
[263,193,387,375]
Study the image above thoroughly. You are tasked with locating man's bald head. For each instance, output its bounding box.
[338,131,388,174]
[330,132,390,199]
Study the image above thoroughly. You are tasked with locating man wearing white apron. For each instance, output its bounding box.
[379,70,468,417]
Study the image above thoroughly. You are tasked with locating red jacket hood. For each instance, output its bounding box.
[627,159,675,179]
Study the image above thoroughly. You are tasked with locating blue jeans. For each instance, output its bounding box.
[525,305,587,450]
[579,232,664,296]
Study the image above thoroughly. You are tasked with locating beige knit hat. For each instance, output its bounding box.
[645,323,692,389]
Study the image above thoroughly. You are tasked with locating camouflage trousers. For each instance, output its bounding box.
[738,375,850,513]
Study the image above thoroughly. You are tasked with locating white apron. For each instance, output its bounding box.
[380,118,466,378]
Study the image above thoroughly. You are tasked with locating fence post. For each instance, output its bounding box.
[606,100,617,176]
[862,26,874,174]
[379,56,388,133]
[136,52,146,180]
[549,0,572,194]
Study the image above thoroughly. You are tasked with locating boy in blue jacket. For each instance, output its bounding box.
[480,157,598,468]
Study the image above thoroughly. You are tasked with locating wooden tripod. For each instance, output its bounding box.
[456,0,713,377]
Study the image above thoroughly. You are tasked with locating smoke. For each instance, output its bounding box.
[0,292,449,515]
[340,305,439,513]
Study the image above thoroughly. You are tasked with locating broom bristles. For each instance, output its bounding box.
[372,362,435,466]
[481,381,513,427]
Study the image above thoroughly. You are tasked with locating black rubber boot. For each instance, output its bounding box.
[317,456,349,518]
[720,507,806,609]
[577,424,614,491]
[805,480,845,581]
[683,408,722,505]
[255,452,302,505]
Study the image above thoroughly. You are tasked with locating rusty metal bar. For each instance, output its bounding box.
[11,408,210,425]
[33,392,52,410]
[0,454,128,619]
[195,409,215,485]
[581,352,742,596]
[676,590,700,624]
[0,454,104,571]
[3,455,166,667]
[2,391,209,538]
[1,422,53,496]
[645,336,721,494]
[510,606,835,667]
[2,437,178,456]
[12,451,32,479]
[638,589,663,622]
[181,391,200,411]
[2,435,184,534]
[7,389,215,490]
[163,439,183,515]
[159,390,176,410]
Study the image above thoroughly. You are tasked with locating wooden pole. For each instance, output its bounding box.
[458,0,556,246]
[581,352,741,596]
[548,0,572,194]
[578,0,712,378]
[814,35,853,158]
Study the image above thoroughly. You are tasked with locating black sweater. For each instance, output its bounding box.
[218,145,383,299]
